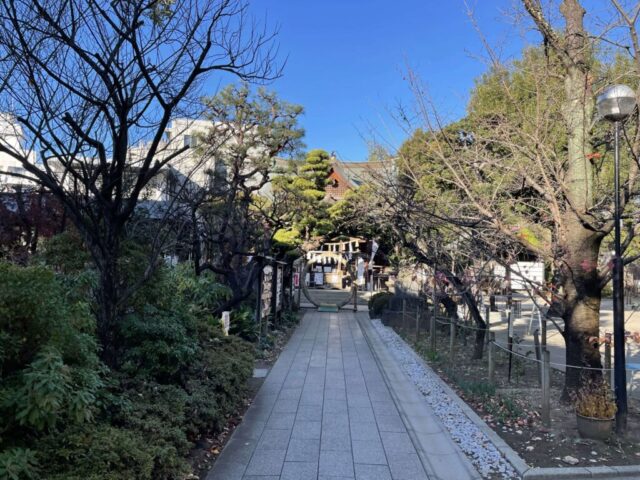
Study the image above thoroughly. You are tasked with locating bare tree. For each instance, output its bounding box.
[0,0,279,363]
[386,0,640,394]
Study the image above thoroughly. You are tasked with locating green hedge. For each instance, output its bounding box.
[0,256,255,480]
[368,291,393,317]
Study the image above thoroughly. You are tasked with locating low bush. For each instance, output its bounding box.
[368,291,393,317]
[230,305,260,342]
[0,254,256,480]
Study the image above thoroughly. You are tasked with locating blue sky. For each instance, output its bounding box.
[245,0,529,161]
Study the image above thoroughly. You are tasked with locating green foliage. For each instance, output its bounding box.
[229,305,259,342]
[119,305,198,383]
[0,263,101,434]
[173,263,232,317]
[271,148,334,244]
[368,291,393,316]
[0,448,38,480]
[0,256,255,480]
[42,424,157,480]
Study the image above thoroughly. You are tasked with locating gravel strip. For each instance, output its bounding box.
[372,319,518,479]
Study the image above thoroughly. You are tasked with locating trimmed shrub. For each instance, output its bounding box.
[368,291,393,317]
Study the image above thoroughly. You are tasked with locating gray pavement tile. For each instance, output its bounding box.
[352,439,387,465]
[272,398,300,414]
[300,391,324,406]
[348,406,375,422]
[370,400,397,416]
[318,476,354,480]
[387,453,428,480]
[319,450,355,477]
[375,414,406,433]
[380,431,415,454]
[350,421,380,441]
[323,398,348,413]
[296,404,323,422]
[278,387,303,400]
[243,477,279,480]
[265,413,296,430]
[355,463,392,480]
[322,411,348,425]
[324,388,347,401]
[321,431,352,452]
[232,419,266,440]
[281,461,318,480]
[244,449,286,476]
[285,438,320,462]
[291,420,322,439]
[256,428,291,451]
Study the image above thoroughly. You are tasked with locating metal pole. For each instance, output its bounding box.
[613,120,628,433]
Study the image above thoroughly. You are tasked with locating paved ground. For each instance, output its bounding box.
[207,310,478,480]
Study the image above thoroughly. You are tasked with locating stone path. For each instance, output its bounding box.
[207,310,479,480]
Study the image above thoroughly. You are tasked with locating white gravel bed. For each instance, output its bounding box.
[372,319,519,479]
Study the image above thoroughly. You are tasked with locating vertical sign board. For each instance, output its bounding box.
[221,311,230,336]
[261,265,273,321]
[276,265,284,312]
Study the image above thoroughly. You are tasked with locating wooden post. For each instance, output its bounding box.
[353,283,357,312]
[534,328,542,385]
[415,304,420,342]
[488,332,495,385]
[402,298,406,332]
[485,304,491,345]
[605,332,612,388]
[507,309,513,382]
[541,349,551,427]
[430,304,437,352]
[449,319,455,366]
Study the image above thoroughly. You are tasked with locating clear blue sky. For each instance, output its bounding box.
[246,0,527,161]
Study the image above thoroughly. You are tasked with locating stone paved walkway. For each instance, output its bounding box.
[207,310,477,480]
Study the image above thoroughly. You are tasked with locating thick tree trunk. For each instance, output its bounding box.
[559,216,604,397]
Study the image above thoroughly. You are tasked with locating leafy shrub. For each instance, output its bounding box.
[119,305,198,383]
[368,291,393,317]
[187,335,254,433]
[230,305,260,342]
[41,424,157,480]
[0,448,39,480]
[0,263,101,434]
[173,263,232,316]
[280,311,300,327]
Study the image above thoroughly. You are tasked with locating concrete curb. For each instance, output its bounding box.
[357,313,482,480]
[370,317,640,480]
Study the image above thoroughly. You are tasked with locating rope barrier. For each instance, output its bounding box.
[490,341,622,372]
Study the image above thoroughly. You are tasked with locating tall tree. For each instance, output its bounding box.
[272,148,333,247]
[0,0,279,363]
[393,0,640,393]
[182,83,304,311]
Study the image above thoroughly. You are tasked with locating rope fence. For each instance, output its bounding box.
[380,300,636,428]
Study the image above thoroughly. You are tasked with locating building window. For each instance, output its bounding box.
[184,135,198,148]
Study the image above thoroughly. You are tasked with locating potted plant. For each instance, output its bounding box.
[573,379,616,441]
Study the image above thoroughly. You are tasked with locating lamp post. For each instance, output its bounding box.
[596,84,637,434]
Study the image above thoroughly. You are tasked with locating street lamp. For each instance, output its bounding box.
[596,84,637,434]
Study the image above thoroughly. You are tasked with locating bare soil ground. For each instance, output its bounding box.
[190,313,302,479]
[385,314,640,470]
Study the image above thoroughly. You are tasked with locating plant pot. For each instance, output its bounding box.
[576,413,614,441]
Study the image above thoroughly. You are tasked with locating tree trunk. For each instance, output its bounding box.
[559,216,604,397]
